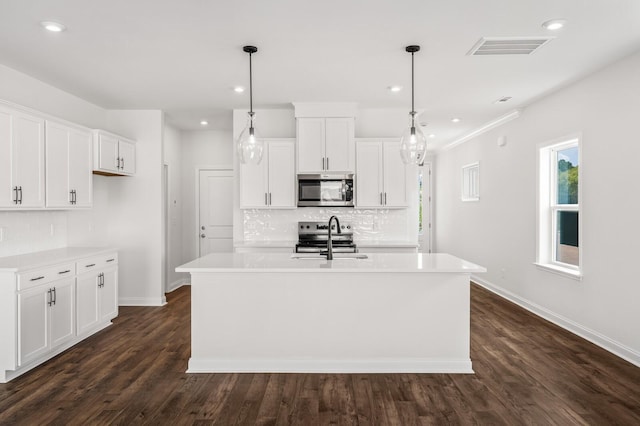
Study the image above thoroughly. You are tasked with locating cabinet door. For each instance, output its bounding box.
[100,268,118,322]
[97,133,118,172]
[297,118,325,173]
[68,129,93,207]
[267,141,295,208]
[324,118,353,172]
[18,285,49,366]
[49,278,76,348]
[12,111,45,208]
[76,273,100,336]
[240,154,268,208]
[383,141,407,207]
[45,121,72,207]
[0,108,13,207]
[118,140,135,175]
[355,142,383,208]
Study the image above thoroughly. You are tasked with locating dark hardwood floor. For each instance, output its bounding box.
[1,284,639,425]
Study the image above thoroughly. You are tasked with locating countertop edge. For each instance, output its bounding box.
[0,247,118,273]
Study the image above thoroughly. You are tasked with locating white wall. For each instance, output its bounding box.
[180,130,234,265]
[103,110,165,306]
[163,122,184,291]
[435,50,640,366]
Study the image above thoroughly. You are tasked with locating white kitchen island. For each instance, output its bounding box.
[176,252,485,374]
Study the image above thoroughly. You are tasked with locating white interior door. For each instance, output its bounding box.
[199,170,233,256]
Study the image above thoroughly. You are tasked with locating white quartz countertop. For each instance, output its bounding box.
[0,247,116,272]
[176,252,486,274]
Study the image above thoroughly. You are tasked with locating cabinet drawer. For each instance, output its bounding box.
[76,253,118,274]
[17,262,76,291]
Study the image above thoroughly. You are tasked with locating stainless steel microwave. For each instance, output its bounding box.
[297,174,354,207]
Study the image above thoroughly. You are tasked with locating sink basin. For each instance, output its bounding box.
[291,253,368,260]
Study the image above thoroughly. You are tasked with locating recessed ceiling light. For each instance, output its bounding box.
[428,134,436,138]
[388,85,402,93]
[40,21,66,32]
[542,19,566,31]
[452,118,461,123]
[233,86,245,93]
[200,120,208,126]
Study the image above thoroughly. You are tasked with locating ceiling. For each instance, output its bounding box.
[1,0,639,150]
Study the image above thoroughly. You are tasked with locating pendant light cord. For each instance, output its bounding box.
[249,51,253,116]
[411,50,415,128]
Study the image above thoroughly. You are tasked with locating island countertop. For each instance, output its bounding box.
[176,252,486,274]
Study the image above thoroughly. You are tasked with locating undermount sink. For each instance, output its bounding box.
[291,253,369,260]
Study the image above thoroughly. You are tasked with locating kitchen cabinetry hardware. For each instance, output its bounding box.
[106,259,115,263]
[322,158,325,170]
[264,193,268,205]
[58,270,71,275]
[47,289,53,307]
[85,264,95,268]
[30,276,45,282]
[52,287,56,305]
[17,187,22,204]
[384,192,387,205]
[12,187,18,204]
[326,158,329,170]
[121,157,124,170]
[269,193,272,205]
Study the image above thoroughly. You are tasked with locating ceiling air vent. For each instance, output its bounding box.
[467,37,554,56]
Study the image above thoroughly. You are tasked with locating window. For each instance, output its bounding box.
[461,162,479,201]
[537,137,581,278]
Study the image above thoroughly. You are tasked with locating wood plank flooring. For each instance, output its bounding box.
[1,283,639,425]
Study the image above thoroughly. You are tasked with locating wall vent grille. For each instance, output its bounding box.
[467,37,554,56]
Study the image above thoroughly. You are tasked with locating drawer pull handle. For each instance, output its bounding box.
[30,276,45,281]
[85,264,96,268]
[58,270,71,274]
[106,259,115,262]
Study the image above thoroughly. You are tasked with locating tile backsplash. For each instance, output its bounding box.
[243,208,415,242]
[0,211,68,258]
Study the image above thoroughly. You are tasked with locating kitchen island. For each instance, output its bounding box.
[176,252,485,374]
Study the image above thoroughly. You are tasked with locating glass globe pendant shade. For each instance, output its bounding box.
[237,113,264,165]
[399,116,428,165]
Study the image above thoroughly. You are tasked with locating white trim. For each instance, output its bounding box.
[533,263,582,281]
[166,278,189,293]
[118,297,166,306]
[461,162,480,202]
[471,275,640,368]
[187,358,473,374]
[441,109,521,151]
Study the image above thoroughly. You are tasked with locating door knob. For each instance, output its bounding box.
[201,226,205,230]
[201,234,206,238]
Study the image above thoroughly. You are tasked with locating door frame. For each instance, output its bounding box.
[194,166,233,258]
[419,162,433,253]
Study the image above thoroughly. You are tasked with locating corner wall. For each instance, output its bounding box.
[434,50,640,365]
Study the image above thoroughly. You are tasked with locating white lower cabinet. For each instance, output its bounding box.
[77,266,117,336]
[0,248,118,383]
[18,277,76,367]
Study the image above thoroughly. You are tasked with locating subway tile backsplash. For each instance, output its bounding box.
[243,208,412,242]
[0,211,68,258]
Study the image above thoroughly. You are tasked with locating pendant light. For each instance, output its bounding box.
[237,45,264,164]
[399,45,428,165]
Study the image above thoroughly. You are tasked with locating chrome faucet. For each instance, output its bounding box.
[326,216,341,260]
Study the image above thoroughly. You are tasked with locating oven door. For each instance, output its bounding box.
[297,174,354,207]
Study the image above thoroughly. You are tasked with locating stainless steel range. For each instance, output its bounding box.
[295,221,358,253]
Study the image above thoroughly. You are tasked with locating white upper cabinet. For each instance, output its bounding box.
[297,117,354,173]
[0,105,45,209]
[240,139,295,209]
[93,130,136,176]
[356,139,407,208]
[45,120,93,208]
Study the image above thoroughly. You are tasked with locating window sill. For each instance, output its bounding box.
[534,262,583,281]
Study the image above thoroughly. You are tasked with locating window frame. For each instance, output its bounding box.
[461,162,480,202]
[536,135,582,279]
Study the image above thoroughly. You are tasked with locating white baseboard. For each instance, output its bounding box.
[119,297,166,307]
[166,278,189,293]
[187,358,473,374]
[471,275,640,368]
